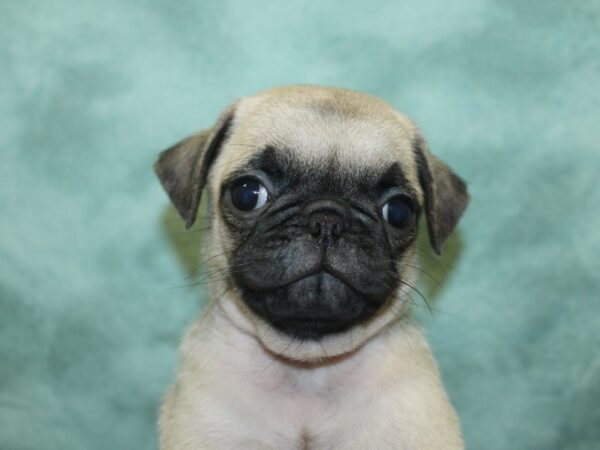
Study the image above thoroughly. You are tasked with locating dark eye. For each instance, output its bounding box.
[230,178,269,211]
[382,196,414,228]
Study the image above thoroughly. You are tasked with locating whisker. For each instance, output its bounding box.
[396,262,442,286]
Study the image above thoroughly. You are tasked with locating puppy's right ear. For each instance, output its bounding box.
[154,106,235,228]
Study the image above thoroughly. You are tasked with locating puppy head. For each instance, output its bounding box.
[155,86,469,360]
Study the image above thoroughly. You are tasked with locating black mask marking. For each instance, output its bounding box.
[220,147,420,339]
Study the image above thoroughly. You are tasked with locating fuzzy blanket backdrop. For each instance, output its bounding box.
[1,1,599,449]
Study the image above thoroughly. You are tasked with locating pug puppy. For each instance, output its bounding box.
[154,85,469,450]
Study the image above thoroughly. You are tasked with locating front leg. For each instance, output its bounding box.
[159,380,294,450]
[309,324,464,450]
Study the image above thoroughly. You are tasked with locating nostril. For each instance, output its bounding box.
[331,222,341,236]
[309,219,321,236]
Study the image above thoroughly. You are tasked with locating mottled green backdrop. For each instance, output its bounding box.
[1,1,599,449]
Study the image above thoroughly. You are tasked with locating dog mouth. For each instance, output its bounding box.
[240,270,386,340]
[254,266,362,294]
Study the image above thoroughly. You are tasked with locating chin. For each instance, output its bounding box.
[250,298,403,362]
[240,271,386,341]
[219,267,418,362]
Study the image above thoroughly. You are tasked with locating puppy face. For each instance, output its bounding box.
[155,86,468,357]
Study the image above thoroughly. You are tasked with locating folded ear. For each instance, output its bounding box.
[413,132,470,255]
[154,106,235,228]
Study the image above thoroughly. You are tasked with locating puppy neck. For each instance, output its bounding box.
[211,283,413,363]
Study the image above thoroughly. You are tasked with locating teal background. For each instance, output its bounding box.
[1,1,599,449]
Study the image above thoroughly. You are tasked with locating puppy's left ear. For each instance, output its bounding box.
[413,131,470,255]
[154,106,236,228]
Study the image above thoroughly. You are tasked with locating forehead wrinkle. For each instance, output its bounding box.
[252,111,399,170]
[220,94,422,196]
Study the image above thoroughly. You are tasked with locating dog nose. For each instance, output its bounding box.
[303,199,349,241]
[308,212,344,239]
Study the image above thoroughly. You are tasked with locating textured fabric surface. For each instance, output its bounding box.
[1,1,599,449]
